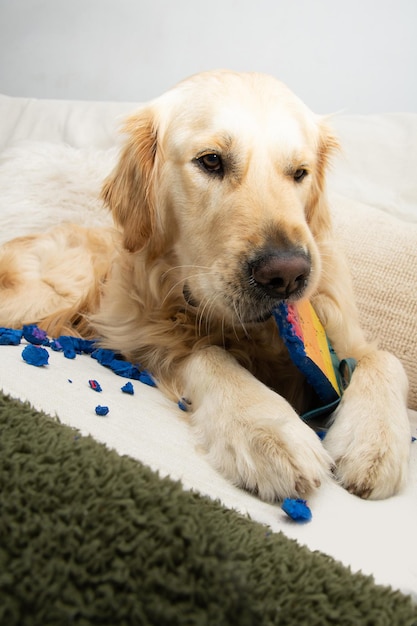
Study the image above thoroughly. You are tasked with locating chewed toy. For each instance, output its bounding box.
[95,405,109,416]
[22,324,49,346]
[121,382,134,395]
[21,344,49,367]
[88,379,102,392]
[0,327,23,345]
[273,300,356,421]
[282,498,312,523]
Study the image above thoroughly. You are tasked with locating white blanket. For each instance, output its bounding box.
[1,93,416,599]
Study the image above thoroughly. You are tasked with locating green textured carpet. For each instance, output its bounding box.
[1,391,416,626]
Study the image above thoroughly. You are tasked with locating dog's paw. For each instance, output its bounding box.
[193,401,332,502]
[323,352,411,499]
[324,420,410,499]
[324,408,411,499]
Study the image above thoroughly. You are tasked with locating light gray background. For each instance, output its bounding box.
[0,0,416,113]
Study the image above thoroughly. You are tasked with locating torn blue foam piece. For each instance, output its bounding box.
[91,348,138,377]
[138,371,156,387]
[76,338,96,354]
[52,335,96,359]
[121,381,134,395]
[178,397,191,411]
[54,336,77,359]
[110,360,142,379]
[91,348,151,383]
[0,327,23,345]
[90,348,117,367]
[88,379,102,392]
[95,405,109,416]
[22,324,50,346]
[21,344,49,367]
[281,498,312,523]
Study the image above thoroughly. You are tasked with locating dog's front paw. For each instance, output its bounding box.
[324,420,410,499]
[193,398,332,502]
[323,353,411,499]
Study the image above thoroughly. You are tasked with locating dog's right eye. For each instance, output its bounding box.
[196,153,223,175]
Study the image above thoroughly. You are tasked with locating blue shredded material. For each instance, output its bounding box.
[121,382,134,395]
[88,379,102,392]
[51,335,96,359]
[178,397,192,411]
[138,371,156,387]
[21,344,49,367]
[281,498,312,523]
[91,348,156,386]
[95,405,109,416]
[22,324,50,346]
[0,327,23,345]
[1,324,156,388]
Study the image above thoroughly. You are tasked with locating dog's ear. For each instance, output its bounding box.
[102,108,161,255]
[305,120,340,237]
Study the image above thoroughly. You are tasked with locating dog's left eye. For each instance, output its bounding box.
[197,153,223,174]
[293,168,308,182]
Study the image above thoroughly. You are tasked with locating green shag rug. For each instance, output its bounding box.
[1,391,416,626]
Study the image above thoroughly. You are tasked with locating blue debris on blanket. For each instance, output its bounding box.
[121,381,134,395]
[95,405,109,416]
[281,498,312,523]
[91,347,156,386]
[0,324,160,419]
[1,324,156,393]
[178,397,192,412]
[0,327,23,345]
[21,344,49,367]
[51,335,96,359]
[88,379,102,392]
[22,324,50,346]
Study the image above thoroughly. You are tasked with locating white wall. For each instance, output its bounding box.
[1,0,416,114]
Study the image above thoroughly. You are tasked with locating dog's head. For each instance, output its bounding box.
[102,70,338,325]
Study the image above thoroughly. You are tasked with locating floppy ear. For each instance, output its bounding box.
[305,120,340,237]
[102,107,161,255]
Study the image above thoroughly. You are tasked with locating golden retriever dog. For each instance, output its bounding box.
[0,70,411,501]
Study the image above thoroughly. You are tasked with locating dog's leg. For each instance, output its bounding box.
[313,261,411,499]
[180,346,332,502]
[323,350,410,498]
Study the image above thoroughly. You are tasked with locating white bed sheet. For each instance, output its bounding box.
[1,93,416,599]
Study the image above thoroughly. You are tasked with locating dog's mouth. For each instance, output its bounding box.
[183,249,311,325]
[182,283,305,326]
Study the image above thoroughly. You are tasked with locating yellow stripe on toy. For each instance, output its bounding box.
[293,300,340,395]
[273,300,342,409]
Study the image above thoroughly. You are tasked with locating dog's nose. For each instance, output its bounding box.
[250,251,311,299]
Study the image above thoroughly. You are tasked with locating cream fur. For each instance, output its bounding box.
[0,71,410,501]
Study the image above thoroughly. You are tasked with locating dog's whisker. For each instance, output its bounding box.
[207,297,221,337]
[161,270,215,307]
[161,264,213,280]
[232,299,251,339]
[195,295,213,337]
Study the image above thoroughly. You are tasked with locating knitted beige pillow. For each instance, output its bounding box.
[331,193,417,410]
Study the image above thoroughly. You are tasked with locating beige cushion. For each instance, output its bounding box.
[331,192,417,409]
